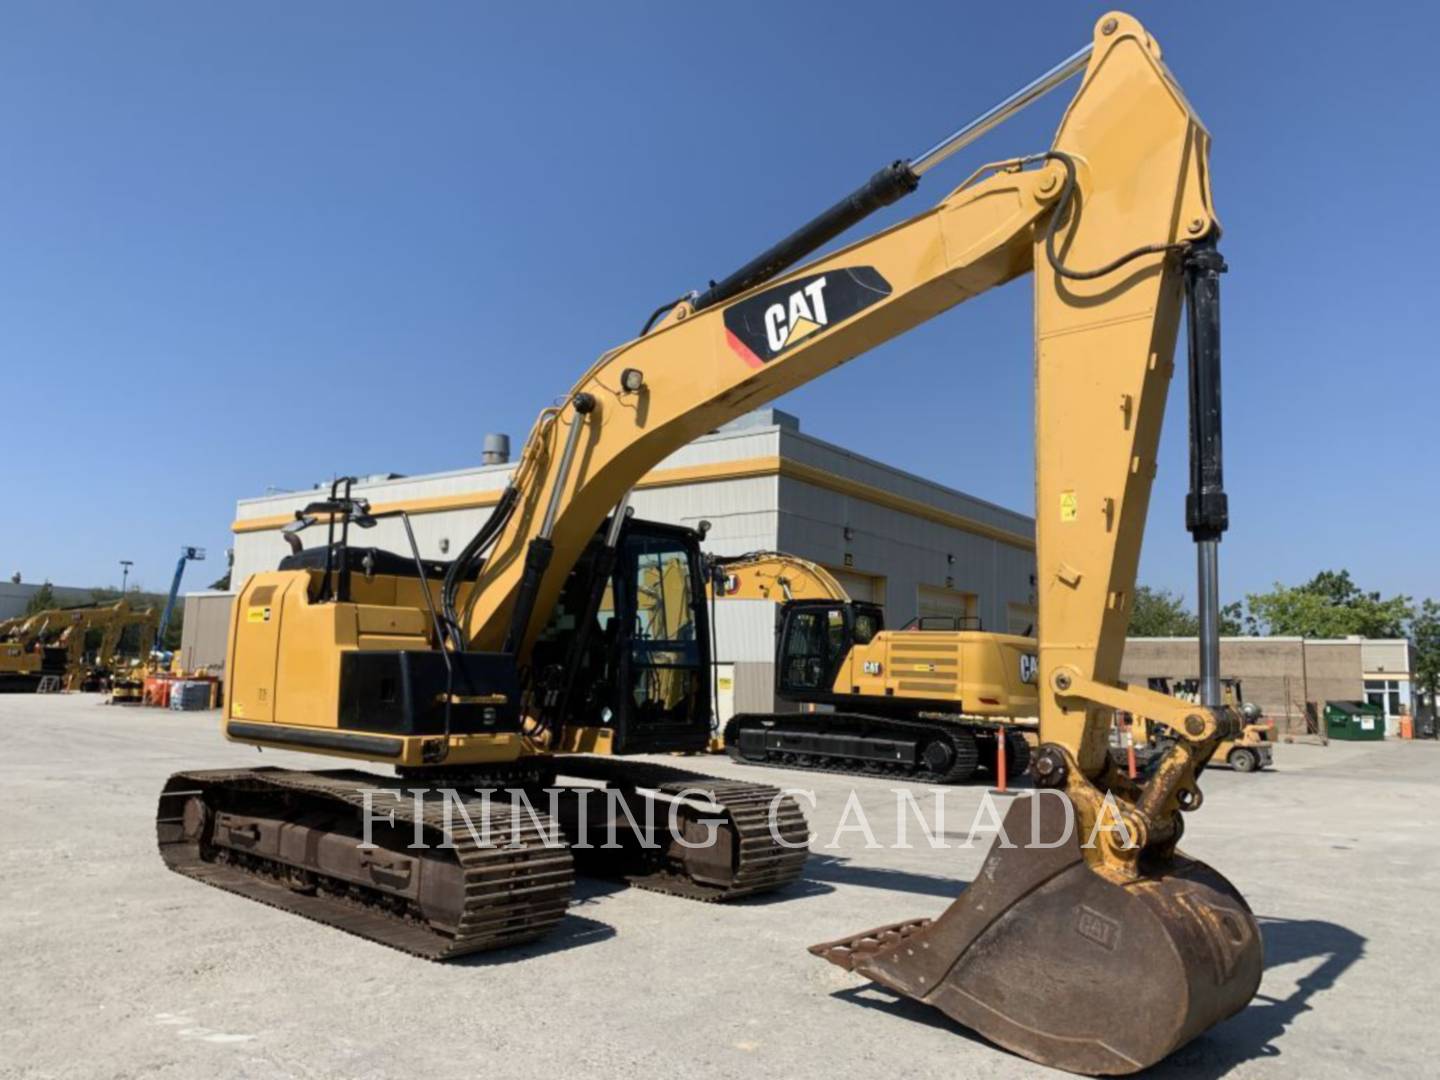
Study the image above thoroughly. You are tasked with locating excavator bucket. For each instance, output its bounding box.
[811,794,1262,1075]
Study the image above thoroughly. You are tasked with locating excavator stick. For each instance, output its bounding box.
[812,794,1261,1074]
[804,12,1260,1072]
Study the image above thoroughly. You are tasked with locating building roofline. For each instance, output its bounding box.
[778,424,1032,528]
[233,409,1035,537]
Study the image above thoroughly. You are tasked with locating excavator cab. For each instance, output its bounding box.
[533,518,713,754]
[776,599,883,698]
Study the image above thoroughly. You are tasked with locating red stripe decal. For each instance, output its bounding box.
[725,328,765,369]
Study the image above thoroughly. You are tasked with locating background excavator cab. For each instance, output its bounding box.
[776,599,884,700]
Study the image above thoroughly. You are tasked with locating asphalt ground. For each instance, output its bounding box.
[4,691,1436,1079]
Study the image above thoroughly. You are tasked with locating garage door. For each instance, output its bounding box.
[917,584,977,624]
[829,569,885,605]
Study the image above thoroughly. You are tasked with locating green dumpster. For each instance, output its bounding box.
[1325,700,1385,741]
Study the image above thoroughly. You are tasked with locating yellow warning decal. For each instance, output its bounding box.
[246,606,271,623]
[1060,491,1078,522]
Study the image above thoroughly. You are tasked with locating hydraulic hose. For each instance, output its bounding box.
[1042,151,1191,281]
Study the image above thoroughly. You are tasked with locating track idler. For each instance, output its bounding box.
[811,791,1261,1075]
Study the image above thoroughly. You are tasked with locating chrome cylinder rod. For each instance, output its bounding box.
[910,44,1094,177]
[539,393,596,540]
[693,40,1095,312]
[1196,541,1222,708]
[604,490,632,548]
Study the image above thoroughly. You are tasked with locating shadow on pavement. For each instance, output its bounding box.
[570,864,834,906]
[803,853,968,899]
[830,983,1001,1051]
[451,913,617,966]
[1147,915,1366,1078]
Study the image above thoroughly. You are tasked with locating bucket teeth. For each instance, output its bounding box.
[809,918,931,972]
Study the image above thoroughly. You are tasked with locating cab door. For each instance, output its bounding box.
[776,601,879,704]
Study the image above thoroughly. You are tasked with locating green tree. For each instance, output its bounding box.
[1246,569,1412,638]
[1220,601,1247,636]
[1129,586,1199,637]
[23,582,56,615]
[208,571,231,591]
[1412,599,1440,705]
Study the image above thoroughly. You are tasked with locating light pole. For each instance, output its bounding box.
[120,560,133,594]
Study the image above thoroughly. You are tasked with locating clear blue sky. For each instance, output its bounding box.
[3,2,1435,608]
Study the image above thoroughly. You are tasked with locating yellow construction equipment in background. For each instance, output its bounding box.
[711,551,1036,781]
[0,610,68,691]
[59,601,160,691]
[158,12,1259,1073]
[1124,677,1275,773]
[0,600,158,692]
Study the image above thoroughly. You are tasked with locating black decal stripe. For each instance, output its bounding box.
[722,267,892,365]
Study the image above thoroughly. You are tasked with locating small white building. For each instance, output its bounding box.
[1360,638,1417,735]
[216,409,1037,712]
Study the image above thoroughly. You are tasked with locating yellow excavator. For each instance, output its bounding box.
[58,600,160,691]
[0,611,69,691]
[0,600,158,692]
[158,13,1259,1073]
[1125,677,1275,773]
[711,551,1037,781]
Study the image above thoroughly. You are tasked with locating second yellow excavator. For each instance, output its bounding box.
[0,600,158,692]
[158,12,1260,1074]
[710,551,1036,781]
[59,600,160,691]
[0,611,68,691]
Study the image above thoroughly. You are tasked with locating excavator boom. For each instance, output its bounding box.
[709,552,851,604]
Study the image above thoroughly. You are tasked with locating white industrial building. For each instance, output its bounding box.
[205,409,1037,713]
[1361,638,1420,736]
[0,581,102,621]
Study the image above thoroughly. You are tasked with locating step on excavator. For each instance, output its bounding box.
[157,11,1259,1073]
[711,551,1038,782]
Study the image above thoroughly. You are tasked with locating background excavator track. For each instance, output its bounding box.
[724,714,1030,786]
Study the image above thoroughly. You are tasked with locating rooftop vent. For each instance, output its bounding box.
[483,433,511,466]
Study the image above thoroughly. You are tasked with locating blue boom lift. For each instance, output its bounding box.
[152,547,205,660]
